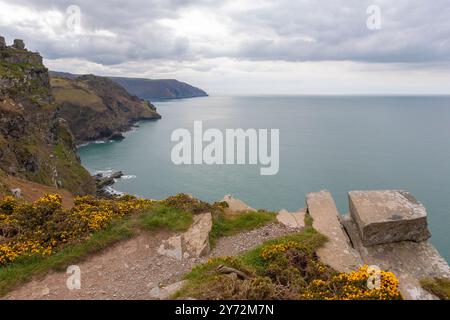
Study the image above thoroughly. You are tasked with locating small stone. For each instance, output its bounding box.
[11,188,21,198]
[41,287,50,296]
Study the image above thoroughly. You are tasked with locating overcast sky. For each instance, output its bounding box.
[1,0,449,94]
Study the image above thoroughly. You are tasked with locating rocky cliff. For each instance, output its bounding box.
[49,71,208,100]
[51,74,161,143]
[109,77,208,100]
[0,37,95,195]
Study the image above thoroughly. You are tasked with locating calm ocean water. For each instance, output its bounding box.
[78,95,450,262]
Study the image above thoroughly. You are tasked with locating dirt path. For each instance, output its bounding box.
[4,223,293,300]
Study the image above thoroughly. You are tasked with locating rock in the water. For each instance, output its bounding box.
[277,209,305,229]
[157,235,183,260]
[109,132,125,141]
[12,39,25,50]
[183,212,212,257]
[222,195,256,214]
[349,190,431,246]
[149,280,186,300]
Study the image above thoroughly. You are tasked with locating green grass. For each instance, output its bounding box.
[139,205,193,232]
[210,211,276,245]
[420,278,450,300]
[0,216,136,296]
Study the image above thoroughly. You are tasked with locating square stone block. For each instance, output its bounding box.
[349,190,431,246]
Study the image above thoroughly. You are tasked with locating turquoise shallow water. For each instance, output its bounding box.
[78,95,450,262]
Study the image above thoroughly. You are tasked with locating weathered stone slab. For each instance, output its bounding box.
[340,214,450,300]
[349,190,431,246]
[183,212,212,257]
[277,209,305,229]
[222,195,256,214]
[306,190,362,272]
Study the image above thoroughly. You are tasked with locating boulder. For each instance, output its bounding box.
[183,212,212,257]
[0,36,5,49]
[109,132,125,141]
[276,208,305,229]
[157,212,213,260]
[222,195,256,214]
[349,190,431,246]
[12,39,25,50]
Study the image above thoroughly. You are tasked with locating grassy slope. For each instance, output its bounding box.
[0,203,276,296]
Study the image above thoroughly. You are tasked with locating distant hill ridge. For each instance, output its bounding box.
[49,71,208,100]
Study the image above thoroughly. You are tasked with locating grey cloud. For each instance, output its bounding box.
[1,0,450,65]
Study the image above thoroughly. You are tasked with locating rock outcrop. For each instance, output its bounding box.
[0,37,95,195]
[50,71,208,100]
[158,212,213,260]
[349,190,431,246]
[276,208,306,229]
[51,75,161,143]
[222,195,256,214]
[306,189,450,300]
[306,190,363,273]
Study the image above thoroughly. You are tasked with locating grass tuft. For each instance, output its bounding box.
[420,277,450,300]
[210,211,276,245]
[139,205,193,232]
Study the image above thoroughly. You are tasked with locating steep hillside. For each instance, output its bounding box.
[49,71,208,100]
[110,77,208,100]
[51,75,161,143]
[0,37,95,195]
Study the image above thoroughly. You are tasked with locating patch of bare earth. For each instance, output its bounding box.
[4,223,294,300]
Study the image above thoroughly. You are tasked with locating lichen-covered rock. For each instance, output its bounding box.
[349,190,431,246]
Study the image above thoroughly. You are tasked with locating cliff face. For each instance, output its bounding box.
[49,71,208,100]
[109,77,208,100]
[51,74,161,143]
[0,38,95,195]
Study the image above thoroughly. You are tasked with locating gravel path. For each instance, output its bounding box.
[4,223,294,300]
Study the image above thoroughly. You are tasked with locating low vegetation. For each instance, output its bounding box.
[175,228,402,300]
[420,277,450,300]
[210,211,276,245]
[0,193,276,295]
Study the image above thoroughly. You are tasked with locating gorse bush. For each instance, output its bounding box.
[0,194,154,265]
[177,231,402,300]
